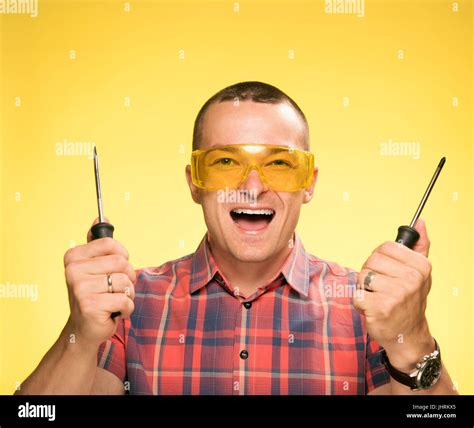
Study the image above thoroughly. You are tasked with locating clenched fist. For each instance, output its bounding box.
[353,219,436,371]
[64,219,136,348]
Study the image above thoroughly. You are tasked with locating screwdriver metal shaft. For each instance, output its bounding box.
[91,147,115,240]
[409,157,446,228]
[395,157,446,249]
[94,146,105,224]
[91,147,119,318]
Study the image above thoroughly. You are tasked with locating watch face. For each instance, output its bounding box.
[419,358,442,389]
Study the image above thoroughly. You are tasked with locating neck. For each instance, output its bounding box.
[208,237,293,298]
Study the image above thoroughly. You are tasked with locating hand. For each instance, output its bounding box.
[353,219,436,371]
[63,219,136,348]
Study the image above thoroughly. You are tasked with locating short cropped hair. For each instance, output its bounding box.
[192,81,309,151]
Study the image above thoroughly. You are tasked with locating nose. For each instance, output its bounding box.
[239,167,269,196]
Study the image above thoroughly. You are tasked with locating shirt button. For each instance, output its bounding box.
[243,302,252,309]
[240,350,249,360]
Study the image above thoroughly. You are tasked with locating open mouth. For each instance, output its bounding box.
[230,208,275,232]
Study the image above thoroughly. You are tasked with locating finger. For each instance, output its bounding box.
[64,237,129,266]
[69,255,136,283]
[87,217,111,243]
[412,218,430,257]
[76,273,135,298]
[362,252,416,279]
[357,269,394,293]
[352,287,376,313]
[96,293,135,319]
[375,241,430,275]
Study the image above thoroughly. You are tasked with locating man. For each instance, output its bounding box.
[17,81,455,395]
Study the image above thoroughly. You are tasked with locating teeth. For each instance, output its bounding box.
[232,209,274,215]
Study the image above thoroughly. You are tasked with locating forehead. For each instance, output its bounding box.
[200,100,306,150]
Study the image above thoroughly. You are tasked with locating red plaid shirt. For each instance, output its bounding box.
[98,234,390,395]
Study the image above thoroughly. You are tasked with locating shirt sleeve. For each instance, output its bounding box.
[97,318,127,383]
[365,334,390,393]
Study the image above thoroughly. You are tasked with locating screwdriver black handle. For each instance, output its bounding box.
[395,225,420,249]
[91,222,114,240]
[90,222,120,319]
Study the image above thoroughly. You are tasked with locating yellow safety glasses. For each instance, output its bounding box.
[191,144,314,192]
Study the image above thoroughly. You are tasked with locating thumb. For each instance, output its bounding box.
[412,218,430,257]
[87,217,110,243]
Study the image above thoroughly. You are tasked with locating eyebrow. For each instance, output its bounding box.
[268,147,293,154]
[208,145,297,154]
[209,146,240,153]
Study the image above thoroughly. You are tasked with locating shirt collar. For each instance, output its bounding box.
[189,234,220,294]
[279,234,310,297]
[189,233,310,297]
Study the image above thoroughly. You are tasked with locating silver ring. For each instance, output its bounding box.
[107,274,113,293]
[364,271,376,292]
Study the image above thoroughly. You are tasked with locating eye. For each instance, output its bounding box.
[267,159,294,169]
[209,157,240,168]
[271,159,291,166]
[213,157,234,166]
[219,158,233,165]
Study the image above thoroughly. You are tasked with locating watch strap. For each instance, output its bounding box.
[381,339,440,390]
[381,351,418,389]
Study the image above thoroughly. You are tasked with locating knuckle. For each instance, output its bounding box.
[367,252,381,267]
[120,299,135,319]
[63,248,76,266]
[100,237,115,252]
[112,254,127,270]
[126,298,135,314]
[72,281,87,300]
[122,246,130,260]
[126,264,136,281]
[393,284,408,301]
[379,302,392,319]
[423,260,432,277]
[123,283,135,299]
[118,272,129,284]
[118,293,129,306]
[130,267,137,282]
[65,263,78,283]
[405,266,423,283]
[380,241,394,253]
[101,238,129,260]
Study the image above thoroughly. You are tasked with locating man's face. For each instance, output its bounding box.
[186,100,318,264]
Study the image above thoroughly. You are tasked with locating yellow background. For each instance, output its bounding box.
[0,0,472,394]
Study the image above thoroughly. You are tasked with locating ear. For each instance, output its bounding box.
[303,166,318,204]
[185,165,202,204]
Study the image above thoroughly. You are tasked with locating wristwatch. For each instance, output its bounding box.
[381,339,442,391]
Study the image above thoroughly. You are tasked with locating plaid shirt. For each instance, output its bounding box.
[98,234,390,395]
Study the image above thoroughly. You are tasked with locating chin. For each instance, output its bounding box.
[226,240,279,263]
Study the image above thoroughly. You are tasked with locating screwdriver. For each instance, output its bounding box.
[91,147,115,240]
[91,147,120,318]
[395,157,446,249]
